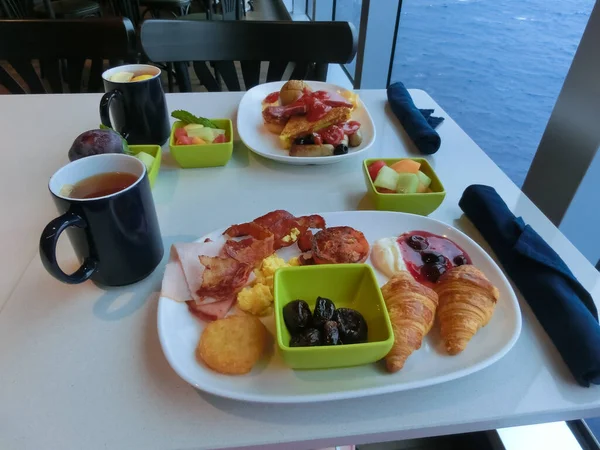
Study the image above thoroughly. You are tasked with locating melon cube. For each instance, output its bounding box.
[396,173,419,194]
[390,159,421,174]
[416,170,432,189]
[373,166,400,191]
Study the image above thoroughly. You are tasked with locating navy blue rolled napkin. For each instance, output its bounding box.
[387,82,444,155]
[460,184,600,387]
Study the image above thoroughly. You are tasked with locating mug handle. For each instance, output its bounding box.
[39,211,97,284]
[100,89,129,141]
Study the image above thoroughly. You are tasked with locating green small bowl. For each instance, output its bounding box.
[274,264,393,370]
[128,144,161,188]
[169,119,233,168]
[363,158,446,215]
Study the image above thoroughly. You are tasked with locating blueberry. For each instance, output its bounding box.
[421,251,447,265]
[453,255,469,266]
[421,263,447,283]
[406,235,429,251]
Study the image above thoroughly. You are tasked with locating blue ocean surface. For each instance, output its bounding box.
[390,0,594,186]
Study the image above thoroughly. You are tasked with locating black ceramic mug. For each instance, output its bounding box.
[100,64,170,145]
[40,154,164,286]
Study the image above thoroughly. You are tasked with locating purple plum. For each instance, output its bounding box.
[68,129,125,162]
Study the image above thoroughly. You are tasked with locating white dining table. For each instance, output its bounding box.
[1,89,600,450]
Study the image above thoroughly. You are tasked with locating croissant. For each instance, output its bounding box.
[380,271,439,373]
[435,265,499,355]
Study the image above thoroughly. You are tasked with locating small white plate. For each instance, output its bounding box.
[237,81,376,165]
[157,211,522,404]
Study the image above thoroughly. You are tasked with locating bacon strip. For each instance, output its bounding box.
[223,221,273,240]
[223,235,275,267]
[196,255,253,300]
[225,210,326,251]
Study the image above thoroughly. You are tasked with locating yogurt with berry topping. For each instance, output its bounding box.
[371,231,472,287]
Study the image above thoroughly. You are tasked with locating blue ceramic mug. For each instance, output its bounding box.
[40,154,164,286]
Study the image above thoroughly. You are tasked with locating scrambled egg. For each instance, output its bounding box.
[287,256,301,266]
[237,284,273,316]
[237,255,296,316]
[281,227,300,244]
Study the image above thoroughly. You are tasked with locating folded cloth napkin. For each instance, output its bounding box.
[460,184,600,387]
[387,82,444,155]
[418,108,445,129]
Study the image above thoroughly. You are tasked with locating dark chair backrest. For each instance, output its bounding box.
[0,18,136,94]
[140,20,357,92]
[221,0,239,20]
[0,0,28,18]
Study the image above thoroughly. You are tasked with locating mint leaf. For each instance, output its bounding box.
[171,110,218,129]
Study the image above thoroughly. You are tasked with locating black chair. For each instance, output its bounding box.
[140,20,357,92]
[0,0,29,17]
[182,0,242,21]
[139,0,190,19]
[0,18,136,93]
[33,0,101,19]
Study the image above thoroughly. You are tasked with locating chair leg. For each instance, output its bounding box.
[173,61,192,92]
[167,62,174,92]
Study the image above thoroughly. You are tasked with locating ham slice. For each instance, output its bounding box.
[187,297,236,321]
[171,241,222,303]
[161,241,253,321]
[161,246,193,302]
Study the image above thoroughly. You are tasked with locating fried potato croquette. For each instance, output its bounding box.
[197,315,267,375]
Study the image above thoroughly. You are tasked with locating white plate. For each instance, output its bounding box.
[236,81,376,165]
[157,211,522,403]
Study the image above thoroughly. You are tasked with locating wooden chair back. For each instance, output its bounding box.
[140,19,357,92]
[0,18,136,94]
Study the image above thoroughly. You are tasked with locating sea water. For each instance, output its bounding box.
[391,0,594,186]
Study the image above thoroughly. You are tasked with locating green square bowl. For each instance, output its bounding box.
[273,264,393,370]
[128,145,161,189]
[169,119,233,168]
[363,158,446,215]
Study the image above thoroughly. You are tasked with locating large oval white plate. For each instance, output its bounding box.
[158,211,522,403]
[237,81,376,165]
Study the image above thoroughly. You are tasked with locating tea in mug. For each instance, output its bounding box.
[64,172,139,199]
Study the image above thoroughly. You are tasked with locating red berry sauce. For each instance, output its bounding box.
[397,230,471,288]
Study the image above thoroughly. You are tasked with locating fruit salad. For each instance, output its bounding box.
[174,125,227,146]
[367,159,433,194]
[171,110,229,146]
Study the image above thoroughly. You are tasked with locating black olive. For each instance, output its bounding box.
[323,321,341,345]
[421,251,447,265]
[406,235,429,251]
[289,334,307,347]
[283,300,312,334]
[421,263,447,283]
[333,144,348,155]
[312,296,336,328]
[294,135,315,145]
[334,308,368,344]
[453,255,469,266]
[301,328,322,346]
